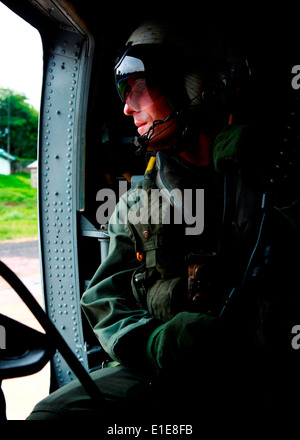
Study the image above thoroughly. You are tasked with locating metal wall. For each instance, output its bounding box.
[38,21,94,388]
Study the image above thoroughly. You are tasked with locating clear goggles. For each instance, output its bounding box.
[114,52,146,102]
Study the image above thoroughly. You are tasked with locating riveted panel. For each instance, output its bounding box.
[39,28,93,388]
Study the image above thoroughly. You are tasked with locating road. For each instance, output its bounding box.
[0,239,50,420]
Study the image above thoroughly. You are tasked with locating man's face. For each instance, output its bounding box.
[122,75,178,147]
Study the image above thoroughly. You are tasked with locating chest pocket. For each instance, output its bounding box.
[125,189,186,321]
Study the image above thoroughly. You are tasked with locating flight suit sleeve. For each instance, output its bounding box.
[81,202,162,365]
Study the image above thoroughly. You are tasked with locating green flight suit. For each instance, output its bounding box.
[28,123,300,420]
[79,123,261,367]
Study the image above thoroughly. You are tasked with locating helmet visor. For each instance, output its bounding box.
[115,54,146,102]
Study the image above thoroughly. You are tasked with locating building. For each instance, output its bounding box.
[27,160,38,188]
[0,148,15,175]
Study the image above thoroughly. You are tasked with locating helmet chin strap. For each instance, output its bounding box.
[134,112,178,155]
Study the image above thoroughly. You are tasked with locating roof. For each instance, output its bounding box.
[0,148,16,161]
[27,160,38,169]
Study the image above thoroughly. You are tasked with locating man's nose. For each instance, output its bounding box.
[123,101,134,116]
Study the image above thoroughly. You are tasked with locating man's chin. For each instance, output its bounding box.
[137,125,149,136]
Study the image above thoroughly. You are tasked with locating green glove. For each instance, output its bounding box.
[146,311,220,370]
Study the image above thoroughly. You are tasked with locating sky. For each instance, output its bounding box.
[0,2,43,110]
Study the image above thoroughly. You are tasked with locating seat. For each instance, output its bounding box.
[0,314,55,420]
[0,260,103,420]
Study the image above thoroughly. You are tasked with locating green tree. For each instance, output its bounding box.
[0,88,38,158]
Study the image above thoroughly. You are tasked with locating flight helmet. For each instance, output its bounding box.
[114,20,250,150]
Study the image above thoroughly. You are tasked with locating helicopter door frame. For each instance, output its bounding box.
[36,3,94,390]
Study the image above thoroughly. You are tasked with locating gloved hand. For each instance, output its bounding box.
[146,311,220,370]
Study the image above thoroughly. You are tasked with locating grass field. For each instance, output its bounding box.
[0,173,38,241]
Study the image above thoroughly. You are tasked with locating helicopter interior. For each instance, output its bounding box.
[0,0,299,419]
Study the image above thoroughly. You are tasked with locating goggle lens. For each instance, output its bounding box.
[115,55,145,101]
